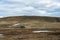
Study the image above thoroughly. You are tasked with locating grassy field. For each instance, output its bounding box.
[0,16,60,29]
[0,16,60,40]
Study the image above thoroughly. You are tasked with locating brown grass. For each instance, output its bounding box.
[0,16,60,29]
[0,28,60,40]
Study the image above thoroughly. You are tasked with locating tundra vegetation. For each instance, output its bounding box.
[0,16,60,40]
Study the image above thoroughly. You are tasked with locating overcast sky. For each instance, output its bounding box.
[0,0,60,17]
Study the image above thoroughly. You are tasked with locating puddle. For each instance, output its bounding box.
[0,34,5,38]
[32,30,54,33]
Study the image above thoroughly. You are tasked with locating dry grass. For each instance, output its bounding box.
[0,16,60,29]
[0,28,60,40]
[0,16,60,40]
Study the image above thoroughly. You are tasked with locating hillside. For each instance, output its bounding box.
[0,16,60,29]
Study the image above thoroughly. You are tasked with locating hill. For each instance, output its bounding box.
[0,16,60,29]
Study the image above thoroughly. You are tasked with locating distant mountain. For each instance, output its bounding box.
[0,16,60,29]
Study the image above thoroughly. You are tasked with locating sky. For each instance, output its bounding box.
[0,0,60,17]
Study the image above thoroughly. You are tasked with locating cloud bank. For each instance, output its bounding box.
[0,0,60,17]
